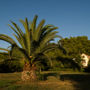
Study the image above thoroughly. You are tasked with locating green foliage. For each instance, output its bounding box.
[45,37,89,71]
[60,36,90,56]
[11,46,24,59]
[0,15,61,70]
[0,60,23,72]
[0,47,24,72]
[0,52,9,60]
[58,36,90,64]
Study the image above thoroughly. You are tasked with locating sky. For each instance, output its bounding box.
[0,0,90,48]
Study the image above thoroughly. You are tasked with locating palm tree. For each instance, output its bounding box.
[0,15,62,81]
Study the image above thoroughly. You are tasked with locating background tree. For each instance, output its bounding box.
[0,47,24,72]
[59,36,90,67]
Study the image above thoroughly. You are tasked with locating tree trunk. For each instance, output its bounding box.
[21,62,37,81]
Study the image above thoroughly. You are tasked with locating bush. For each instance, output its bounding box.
[0,59,23,73]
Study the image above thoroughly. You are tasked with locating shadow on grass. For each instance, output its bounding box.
[39,72,60,80]
[41,72,90,90]
[60,74,90,90]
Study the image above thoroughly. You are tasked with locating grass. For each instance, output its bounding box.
[0,71,90,90]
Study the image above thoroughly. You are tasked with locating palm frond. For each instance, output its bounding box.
[12,34,25,49]
[0,48,9,52]
[36,24,55,42]
[8,22,26,49]
[10,21,24,36]
[0,34,17,45]
[20,18,31,56]
[34,19,45,41]
[30,15,38,38]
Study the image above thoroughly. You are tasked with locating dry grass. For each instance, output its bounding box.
[0,72,90,90]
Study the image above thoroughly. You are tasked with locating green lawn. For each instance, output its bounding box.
[0,71,90,90]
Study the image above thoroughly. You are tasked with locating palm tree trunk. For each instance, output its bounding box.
[21,62,37,81]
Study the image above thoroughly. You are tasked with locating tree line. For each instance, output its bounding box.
[0,36,90,72]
